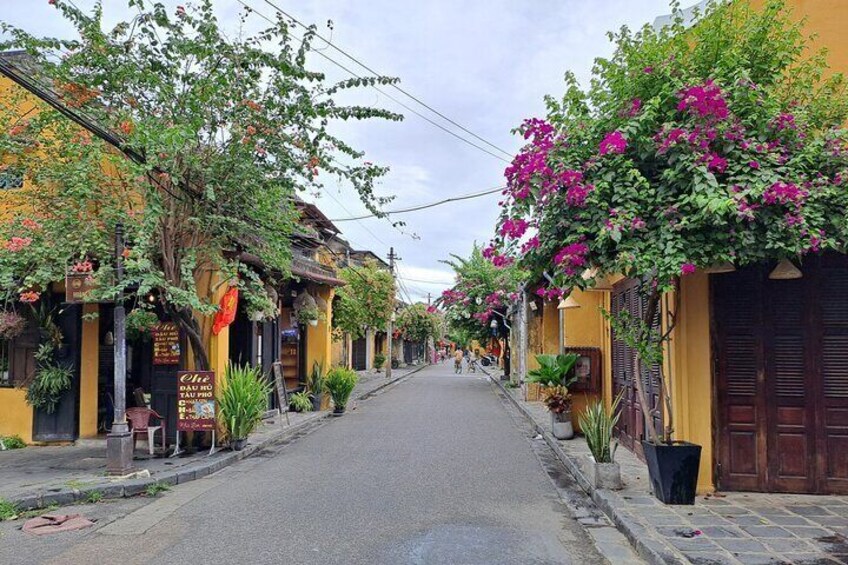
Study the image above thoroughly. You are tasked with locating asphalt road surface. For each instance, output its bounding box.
[1,364,633,565]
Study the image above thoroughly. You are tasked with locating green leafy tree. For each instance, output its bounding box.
[494,0,848,443]
[438,244,525,343]
[332,259,395,340]
[0,0,401,369]
[396,302,440,342]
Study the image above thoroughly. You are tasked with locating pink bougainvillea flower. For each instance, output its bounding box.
[762,181,806,206]
[705,153,727,173]
[677,80,729,121]
[748,160,760,169]
[680,263,696,276]
[520,236,540,254]
[565,183,594,207]
[499,218,529,240]
[599,131,627,155]
[554,242,589,275]
[643,66,654,74]
[631,216,646,231]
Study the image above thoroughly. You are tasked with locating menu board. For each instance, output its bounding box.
[152,322,180,365]
[176,371,216,431]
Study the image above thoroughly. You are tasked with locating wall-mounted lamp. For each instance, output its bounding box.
[769,259,802,280]
[558,295,581,310]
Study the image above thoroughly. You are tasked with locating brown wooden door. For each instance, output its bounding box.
[611,279,662,459]
[714,254,848,494]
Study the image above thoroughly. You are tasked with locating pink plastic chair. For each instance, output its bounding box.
[126,407,166,456]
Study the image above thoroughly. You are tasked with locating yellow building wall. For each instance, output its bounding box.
[78,303,99,438]
[0,388,33,443]
[668,272,714,493]
[562,290,606,431]
[305,285,334,374]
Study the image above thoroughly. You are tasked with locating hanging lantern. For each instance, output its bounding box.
[768,259,802,280]
[558,295,581,310]
[704,262,736,274]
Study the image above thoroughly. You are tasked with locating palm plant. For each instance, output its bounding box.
[579,393,624,463]
[324,367,358,413]
[218,363,271,444]
[527,353,579,387]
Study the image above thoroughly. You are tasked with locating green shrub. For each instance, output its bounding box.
[289,391,313,412]
[526,354,579,387]
[373,353,386,370]
[325,367,358,411]
[579,393,623,463]
[0,435,26,449]
[218,363,271,440]
[85,491,103,504]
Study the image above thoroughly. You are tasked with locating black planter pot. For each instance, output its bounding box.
[332,406,346,417]
[231,438,248,451]
[311,393,323,412]
[641,440,702,505]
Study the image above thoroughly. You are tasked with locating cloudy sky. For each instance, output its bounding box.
[2,0,675,302]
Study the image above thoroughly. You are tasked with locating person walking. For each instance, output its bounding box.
[453,347,464,374]
[467,349,478,373]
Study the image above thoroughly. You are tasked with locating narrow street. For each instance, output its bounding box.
[0,365,631,565]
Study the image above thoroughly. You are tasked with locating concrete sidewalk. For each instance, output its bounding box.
[485,368,848,565]
[0,364,428,511]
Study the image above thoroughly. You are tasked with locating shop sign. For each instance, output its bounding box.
[152,322,181,365]
[65,272,97,303]
[176,370,216,431]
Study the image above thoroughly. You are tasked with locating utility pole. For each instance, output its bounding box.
[386,247,397,379]
[427,292,431,306]
[106,223,133,475]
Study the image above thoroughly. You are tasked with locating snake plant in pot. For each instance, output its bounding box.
[305,360,326,411]
[218,363,271,451]
[579,394,624,490]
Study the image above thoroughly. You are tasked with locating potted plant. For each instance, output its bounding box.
[324,367,358,415]
[373,353,386,371]
[305,360,325,411]
[526,353,578,402]
[289,391,313,413]
[296,304,323,327]
[542,385,574,440]
[218,363,271,450]
[579,395,624,489]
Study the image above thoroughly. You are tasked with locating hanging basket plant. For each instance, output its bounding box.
[296,303,324,326]
[126,309,159,342]
[0,311,27,340]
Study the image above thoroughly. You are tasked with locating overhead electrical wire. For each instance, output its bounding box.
[259,0,514,161]
[330,185,505,222]
[234,0,512,164]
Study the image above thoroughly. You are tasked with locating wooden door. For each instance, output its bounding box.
[714,254,848,494]
[352,337,367,371]
[33,303,81,442]
[611,279,662,459]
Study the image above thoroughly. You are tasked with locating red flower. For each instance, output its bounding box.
[680,263,696,276]
[20,291,40,303]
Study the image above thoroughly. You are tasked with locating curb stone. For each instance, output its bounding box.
[483,368,684,565]
[5,364,428,512]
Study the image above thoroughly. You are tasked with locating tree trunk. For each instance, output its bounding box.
[167,305,210,371]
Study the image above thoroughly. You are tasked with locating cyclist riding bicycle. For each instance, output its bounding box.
[453,348,464,374]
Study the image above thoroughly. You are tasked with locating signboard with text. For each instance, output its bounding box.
[176,371,216,431]
[65,272,97,303]
[152,322,181,365]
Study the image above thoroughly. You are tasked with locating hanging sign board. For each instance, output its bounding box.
[176,370,216,431]
[152,322,180,365]
[65,273,97,303]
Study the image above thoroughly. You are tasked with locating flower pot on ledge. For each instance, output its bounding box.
[585,455,622,490]
[642,440,701,505]
[551,411,574,440]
